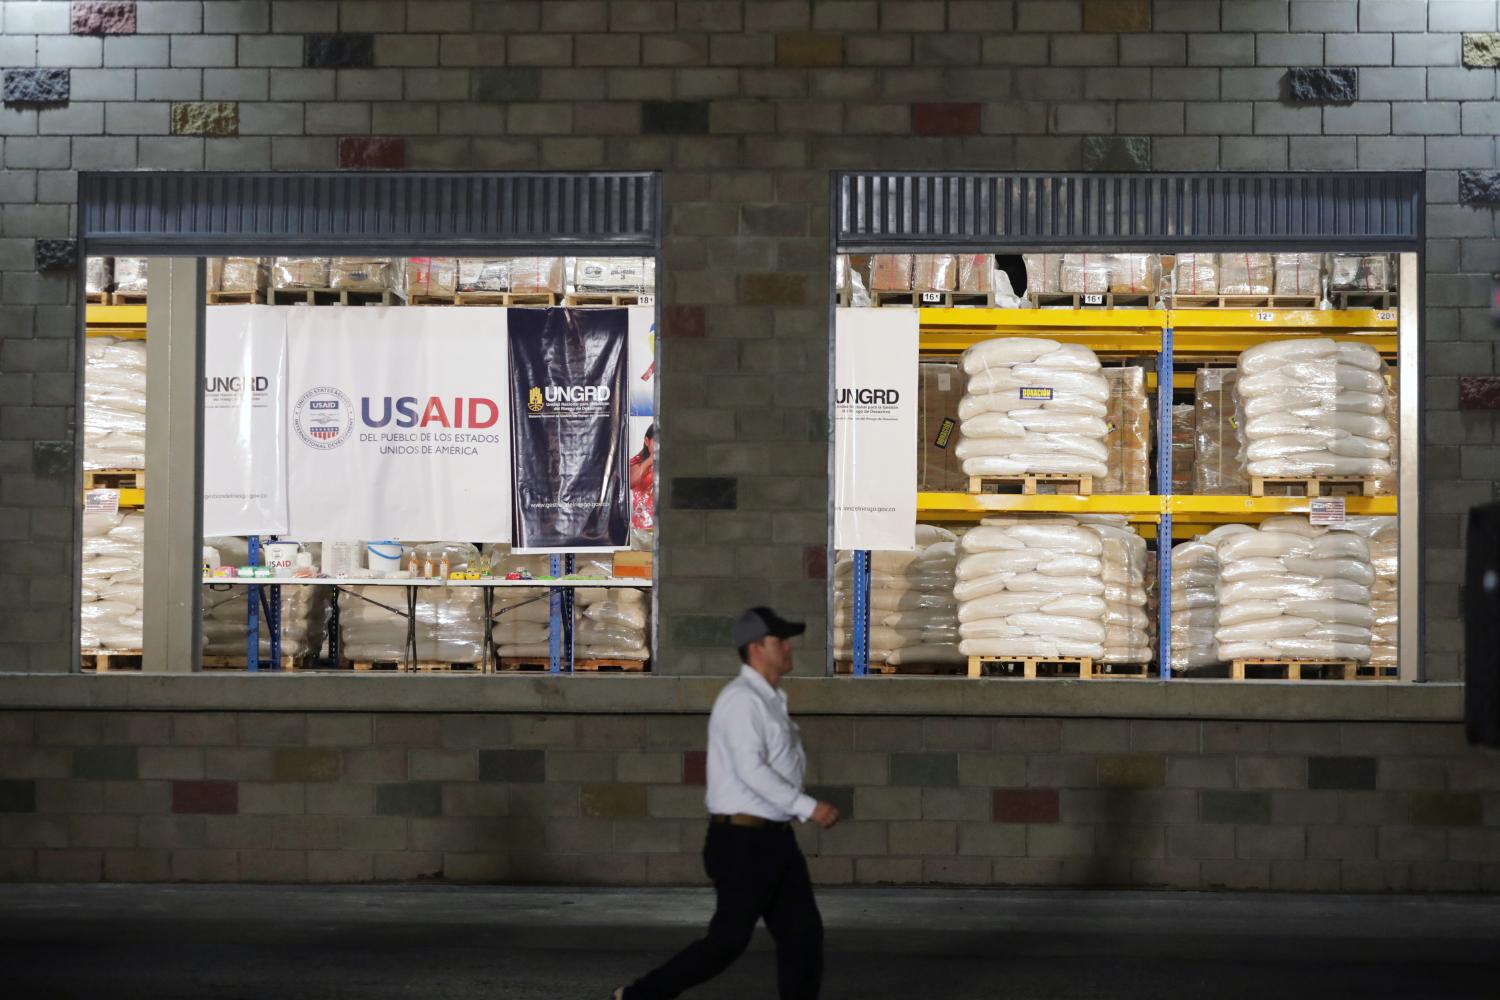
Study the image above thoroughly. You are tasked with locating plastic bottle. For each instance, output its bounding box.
[423,554,435,579]
[439,554,451,579]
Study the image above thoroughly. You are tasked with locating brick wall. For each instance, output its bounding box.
[1,708,1498,889]
[2,0,1499,676]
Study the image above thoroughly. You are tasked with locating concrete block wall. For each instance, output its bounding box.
[1,1,1498,676]
[1,708,1498,890]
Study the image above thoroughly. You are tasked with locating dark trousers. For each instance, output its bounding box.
[627,822,823,1000]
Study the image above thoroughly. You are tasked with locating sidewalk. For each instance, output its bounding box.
[1,884,1497,999]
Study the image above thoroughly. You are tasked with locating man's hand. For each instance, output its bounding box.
[810,801,841,829]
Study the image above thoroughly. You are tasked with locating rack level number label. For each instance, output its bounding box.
[84,489,119,515]
[1309,497,1347,527]
[1377,310,1395,321]
[1083,294,1104,305]
[1254,310,1275,322]
[921,291,943,303]
[637,294,655,306]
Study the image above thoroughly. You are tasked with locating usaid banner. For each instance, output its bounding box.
[834,307,918,551]
[285,308,511,541]
[203,305,288,536]
[509,308,629,552]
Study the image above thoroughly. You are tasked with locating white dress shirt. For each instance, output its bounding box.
[704,664,817,823]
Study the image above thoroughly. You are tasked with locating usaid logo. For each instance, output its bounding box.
[293,386,354,450]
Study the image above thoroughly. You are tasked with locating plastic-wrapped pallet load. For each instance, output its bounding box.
[1168,524,1246,674]
[509,257,565,294]
[340,542,485,664]
[84,336,147,470]
[917,363,966,492]
[1194,368,1248,495]
[1218,253,1273,295]
[201,537,329,661]
[272,257,330,290]
[81,510,144,650]
[1273,253,1322,296]
[86,257,113,297]
[1212,515,1374,663]
[1098,367,1149,494]
[114,257,148,294]
[1173,253,1217,296]
[1059,253,1110,295]
[576,587,651,661]
[913,254,956,292]
[1234,338,1394,480]
[1022,254,1062,296]
[1345,516,1397,673]
[1108,253,1160,295]
[1329,253,1391,291]
[955,337,1110,480]
[572,257,655,294]
[956,254,993,294]
[458,259,509,292]
[869,254,914,292]
[1171,403,1196,494]
[956,515,1107,660]
[832,525,962,668]
[1077,514,1152,665]
[481,543,556,663]
[400,257,458,299]
[329,257,394,292]
[208,257,267,294]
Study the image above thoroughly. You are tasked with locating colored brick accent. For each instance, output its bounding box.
[803,546,827,580]
[171,780,238,815]
[478,749,546,783]
[993,789,1059,824]
[671,477,737,510]
[1463,33,1500,68]
[581,783,647,818]
[1097,755,1166,788]
[911,102,981,136]
[890,753,959,787]
[1308,756,1378,791]
[1201,790,1271,825]
[1286,67,1358,104]
[682,750,707,785]
[3,68,71,105]
[1083,0,1151,32]
[272,749,341,782]
[374,782,442,817]
[73,747,139,781]
[71,2,137,35]
[1409,792,1482,827]
[1084,136,1150,171]
[0,780,37,813]
[338,137,406,169]
[642,100,710,134]
[1459,377,1500,411]
[777,33,843,68]
[304,33,375,69]
[171,102,239,136]
[35,238,78,272]
[741,273,806,306]
[1459,171,1500,206]
[660,305,705,339]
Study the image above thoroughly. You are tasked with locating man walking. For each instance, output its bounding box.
[614,606,841,1000]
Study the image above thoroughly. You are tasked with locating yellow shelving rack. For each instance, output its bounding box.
[84,305,147,509]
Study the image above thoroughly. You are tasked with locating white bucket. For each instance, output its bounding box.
[365,541,402,574]
[265,542,300,576]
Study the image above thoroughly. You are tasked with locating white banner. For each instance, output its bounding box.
[834,308,918,551]
[285,307,511,542]
[203,306,288,535]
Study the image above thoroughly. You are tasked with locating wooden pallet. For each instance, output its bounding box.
[403,292,458,306]
[872,290,994,308]
[351,659,486,672]
[109,290,149,304]
[564,292,647,307]
[207,290,264,304]
[1250,476,1377,498]
[201,654,305,671]
[968,656,1095,679]
[496,656,648,672]
[85,291,109,304]
[1331,290,1396,310]
[268,287,397,306]
[1030,292,1158,309]
[454,291,559,307]
[834,660,966,676]
[970,473,1092,496]
[1230,659,1369,681]
[1172,294,1319,309]
[81,649,142,672]
[84,468,144,491]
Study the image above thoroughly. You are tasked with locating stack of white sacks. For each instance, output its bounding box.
[201,537,329,661]
[576,587,651,661]
[1235,338,1394,481]
[340,542,485,663]
[484,544,553,661]
[1078,514,1153,665]
[1167,524,1247,674]
[833,525,962,668]
[84,337,147,470]
[1213,515,1374,663]
[81,510,144,650]
[1346,516,1397,672]
[956,516,1109,661]
[956,338,1110,481]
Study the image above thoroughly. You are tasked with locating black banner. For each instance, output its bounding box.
[508,308,630,550]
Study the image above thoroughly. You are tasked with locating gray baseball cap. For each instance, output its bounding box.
[732,606,806,647]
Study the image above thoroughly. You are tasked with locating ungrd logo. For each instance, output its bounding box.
[528,387,544,412]
[544,385,611,403]
[293,385,354,450]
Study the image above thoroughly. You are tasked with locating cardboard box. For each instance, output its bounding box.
[1194,368,1248,495]
[1171,403,1196,495]
[912,254,956,292]
[870,254,914,292]
[402,257,458,298]
[613,551,653,579]
[956,253,992,293]
[1174,253,1217,296]
[330,257,394,292]
[509,257,565,294]
[1023,253,1062,295]
[458,259,509,292]
[918,363,966,492]
[1273,253,1322,296]
[272,257,330,290]
[1098,367,1150,495]
[573,256,654,293]
[1218,253,1272,295]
